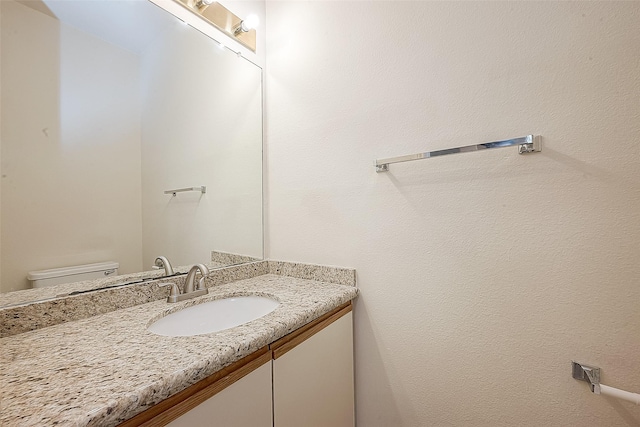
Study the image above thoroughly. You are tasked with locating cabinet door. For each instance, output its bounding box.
[168,361,272,427]
[273,312,354,427]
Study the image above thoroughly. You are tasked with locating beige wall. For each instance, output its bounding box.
[265,1,640,425]
[0,2,3,288]
[0,1,143,292]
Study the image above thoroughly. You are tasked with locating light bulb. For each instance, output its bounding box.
[240,14,259,32]
[196,0,214,8]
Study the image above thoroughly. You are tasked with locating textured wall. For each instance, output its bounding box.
[265,1,640,425]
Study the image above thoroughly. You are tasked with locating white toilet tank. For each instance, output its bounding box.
[27,261,119,288]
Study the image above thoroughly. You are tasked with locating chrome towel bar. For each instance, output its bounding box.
[164,186,207,197]
[375,135,541,172]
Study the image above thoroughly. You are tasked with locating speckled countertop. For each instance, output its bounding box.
[0,272,358,426]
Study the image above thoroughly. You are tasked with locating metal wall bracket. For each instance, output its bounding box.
[518,135,542,154]
[375,163,389,173]
[572,361,601,394]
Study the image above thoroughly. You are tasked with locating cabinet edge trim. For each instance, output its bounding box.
[270,301,352,360]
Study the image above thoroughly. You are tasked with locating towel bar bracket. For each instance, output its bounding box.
[572,361,601,394]
[519,135,542,154]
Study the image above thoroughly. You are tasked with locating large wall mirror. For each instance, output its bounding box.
[0,0,263,304]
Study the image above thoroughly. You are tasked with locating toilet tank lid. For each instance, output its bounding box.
[27,261,119,280]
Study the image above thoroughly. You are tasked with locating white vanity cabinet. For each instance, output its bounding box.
[271,308,354,427]
[120,302,354,427]
[118,350,273,427]
[167,361,272,427]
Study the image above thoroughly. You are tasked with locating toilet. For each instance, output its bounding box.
[27,261,119,288]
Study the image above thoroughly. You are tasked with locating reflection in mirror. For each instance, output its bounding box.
[0,0,263,305]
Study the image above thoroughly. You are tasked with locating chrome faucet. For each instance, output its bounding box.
[184,263,210,293]
[161,264,210,303]
[154,256,174,276]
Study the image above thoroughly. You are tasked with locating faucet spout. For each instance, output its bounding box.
[184,264,210,294]
[154,256,174,276]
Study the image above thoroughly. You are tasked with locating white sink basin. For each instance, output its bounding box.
[148,295,280,337]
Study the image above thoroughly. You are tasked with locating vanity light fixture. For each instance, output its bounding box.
[175,0,257,52]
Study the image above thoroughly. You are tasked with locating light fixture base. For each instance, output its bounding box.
[174,0,256,52]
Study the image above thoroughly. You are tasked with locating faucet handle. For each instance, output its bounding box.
[159,283,180,299]
[193,264,210,291]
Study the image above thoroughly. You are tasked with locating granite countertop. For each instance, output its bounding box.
[0,273,358,426]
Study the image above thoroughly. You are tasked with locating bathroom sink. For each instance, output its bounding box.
[148,296,280,337]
